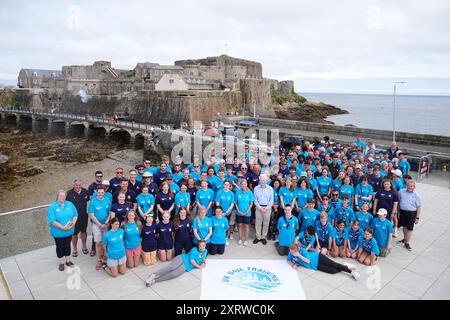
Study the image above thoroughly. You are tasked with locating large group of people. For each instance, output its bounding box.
[47,138,422,284]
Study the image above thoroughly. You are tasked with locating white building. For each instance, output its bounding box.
[155,74,217,91]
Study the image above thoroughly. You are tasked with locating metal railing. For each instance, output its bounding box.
[0,107,161,133]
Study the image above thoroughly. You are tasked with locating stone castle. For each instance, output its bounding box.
[15,55,294,127]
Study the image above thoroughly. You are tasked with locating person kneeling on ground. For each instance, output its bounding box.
[146,240,208,286]
[288,243,360,280]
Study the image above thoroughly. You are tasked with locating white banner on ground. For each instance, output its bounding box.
[200,259,306,300]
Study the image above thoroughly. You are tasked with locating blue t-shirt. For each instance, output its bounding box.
[372,218,393,248]
[392,179,405,192]
[355,183,374,208]
[172,172,184,184]
[175,218,192,243]
[315,220,333,242]
[299,209,320,232]
[156,221,174,249]
[182,247,208,272]
[102,228,126,259]
[215,190,235,216]
[317,176,332,196]
[141,224,157,252]
[225,174,237,184]
[110,202,132,223]
[295,188,314,208]
[235,189,254,217]
[210,216,230,245]
[123,221,141,250]
[335,206,356,227]
[47,201,78,238]
[273,188,279,203]
[358,237,380,256]
[356,211,374,232]
[88,197,111,224]
[297,231,316,249]
[398,160,411,175]
[307,178,318,192]
[136,193,155,216]
[170,183,181,195]
[287,247,319,270]
[278,187,296,206]
[333,178,344,190]
[332,227,346,246]
[175,191,191,211]
[340,185,355,205]
[345,227,364,250]
[193,216,213,244]
[277,216,299,247]
[195,188,215,217]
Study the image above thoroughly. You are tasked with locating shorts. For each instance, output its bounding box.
[379,247,390,258]
[235,215,251,225]
[399,209,417,231]
[74,214,88,234]
[157,242,174,250]
[126,245,142,259]
[319,240,329,248]
[107,256,127,267]
[142,251,157,266]
[92,224,105,242]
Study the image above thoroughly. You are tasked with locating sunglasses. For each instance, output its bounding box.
[96,175,103,178]
[116,172,123,174]
[332,194,339,196]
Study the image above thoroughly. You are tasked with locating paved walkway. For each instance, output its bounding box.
[1,182,450,300]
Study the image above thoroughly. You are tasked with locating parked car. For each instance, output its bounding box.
[281,134,304,150]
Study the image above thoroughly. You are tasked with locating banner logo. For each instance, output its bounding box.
[222,267,281,293]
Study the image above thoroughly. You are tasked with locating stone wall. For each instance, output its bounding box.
[238,79,275,117]
[255,117,450,148]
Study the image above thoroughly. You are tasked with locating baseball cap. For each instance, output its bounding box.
[355,164,362,169]
[307,198,315,204]
[135,164,145,170]
[392,169,403,177]
[102,180,110,186]
[142,172,152,178]
[377,208,388,216]
[300,171,307,177]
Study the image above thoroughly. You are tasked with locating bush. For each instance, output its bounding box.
[271,90,307,105]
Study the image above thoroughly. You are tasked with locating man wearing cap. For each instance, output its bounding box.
[142,171,158,196]
[398,181,422,251]
[166,173,180,194]
[135,164,145,183]
[391,169,405,191]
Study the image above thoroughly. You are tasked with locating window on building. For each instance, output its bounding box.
[169,79,174,84]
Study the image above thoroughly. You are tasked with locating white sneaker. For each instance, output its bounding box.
[351,270,360,281]
[344,262,357,271]
[226,240,230,246]
[229,234,234,240]
[145,273,156,287]
[244,241,248,246]
[238,240,243,246]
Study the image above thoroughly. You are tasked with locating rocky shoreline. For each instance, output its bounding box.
[273,101,348,124]
[0,125,134,196]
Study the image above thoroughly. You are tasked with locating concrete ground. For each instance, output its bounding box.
[1,182,450,300]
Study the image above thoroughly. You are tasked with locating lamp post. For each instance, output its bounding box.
[253,100,256,118]
[393,81,406,143]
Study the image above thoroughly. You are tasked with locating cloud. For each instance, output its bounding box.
[1,0,449,93]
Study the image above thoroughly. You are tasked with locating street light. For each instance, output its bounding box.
[393,81,406,143]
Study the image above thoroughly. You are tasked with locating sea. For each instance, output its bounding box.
[301,92,450,137]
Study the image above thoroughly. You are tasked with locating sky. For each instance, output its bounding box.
[1,0,450,95]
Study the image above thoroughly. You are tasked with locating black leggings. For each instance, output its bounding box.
[317,254,352,274]
[54,236,72,258]
[174,239,193,256]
